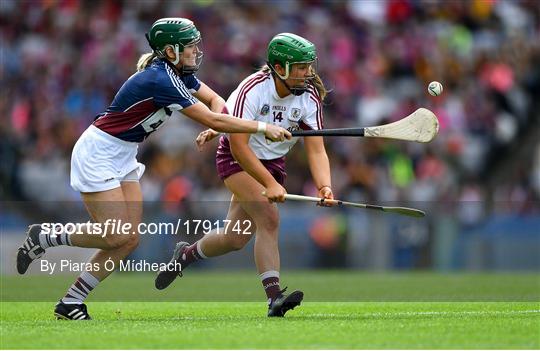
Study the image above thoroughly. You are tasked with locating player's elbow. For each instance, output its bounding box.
[212,95,226,108]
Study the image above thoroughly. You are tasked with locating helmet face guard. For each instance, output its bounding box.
[146,18,204,73]
[268,59,318,95]
[180,49,203,74]
[164,38,204,74]
[267,33,318,95]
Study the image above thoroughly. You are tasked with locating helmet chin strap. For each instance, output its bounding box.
[167,44,202,75]
[171,44,181,65]
[281,78,307,96]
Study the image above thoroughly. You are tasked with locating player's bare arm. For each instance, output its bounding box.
[304,136,334,201]
[193,82,226,113]
[182,102,291,141]
[192,83,225,149]
[229,133,287,203]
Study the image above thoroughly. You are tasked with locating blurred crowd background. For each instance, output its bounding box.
[1,0,539,271]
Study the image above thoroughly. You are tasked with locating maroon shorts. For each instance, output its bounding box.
[215,136,286,185]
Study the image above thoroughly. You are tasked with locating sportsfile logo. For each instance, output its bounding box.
[40,219,254,237]
[41,221,132,237]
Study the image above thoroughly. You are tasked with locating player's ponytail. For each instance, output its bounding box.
[310,73,327,102]
[136,52,157,72]
[261,65,272,74]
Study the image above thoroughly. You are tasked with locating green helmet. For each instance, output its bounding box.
[267,33,317,80]
[146,18,203,72]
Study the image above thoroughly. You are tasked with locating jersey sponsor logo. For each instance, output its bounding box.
[138,108,171,133]
[288,108,302,122]
[260,104,270,116]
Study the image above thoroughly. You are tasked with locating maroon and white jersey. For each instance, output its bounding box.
[224,71,323,160]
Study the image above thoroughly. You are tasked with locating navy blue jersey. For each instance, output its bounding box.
[93,59,201,142]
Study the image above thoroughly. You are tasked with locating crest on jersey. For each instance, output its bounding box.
[288,108,302,122]
[260,104,270,116]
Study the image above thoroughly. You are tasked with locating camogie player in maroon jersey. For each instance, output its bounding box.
[16,18,291,320]
[156,33,333,317]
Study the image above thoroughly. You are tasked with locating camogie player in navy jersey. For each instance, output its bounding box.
[156,33,333,317]
[16,18,290,320]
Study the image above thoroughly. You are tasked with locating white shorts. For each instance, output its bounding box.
[70,125,146,193]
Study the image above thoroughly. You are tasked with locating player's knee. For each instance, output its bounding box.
[256,212,279,233]
[228,235,251,251]
[102,234,122,250]
[103,232,136,250]
[122,233,140,252]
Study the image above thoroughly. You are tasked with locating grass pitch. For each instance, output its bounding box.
[1,271,539,349]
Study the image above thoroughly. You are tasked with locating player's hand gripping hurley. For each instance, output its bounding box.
[292,108,439,143]
[284,194,425,218]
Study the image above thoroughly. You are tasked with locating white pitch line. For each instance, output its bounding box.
[311,310,540,318]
